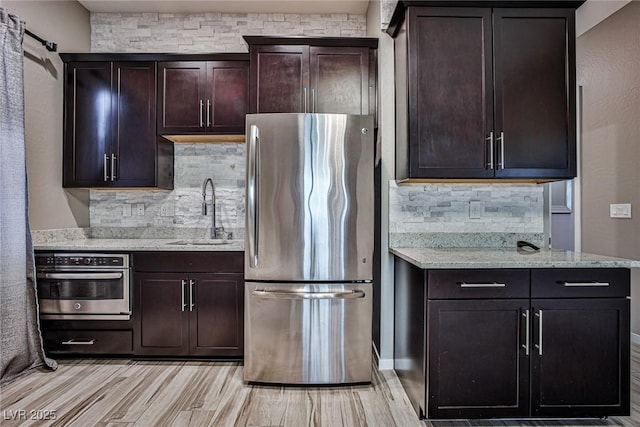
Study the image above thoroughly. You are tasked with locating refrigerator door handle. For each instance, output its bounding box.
[248,124,260,268]
[251,289,366,300]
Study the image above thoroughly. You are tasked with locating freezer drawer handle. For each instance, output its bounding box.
[561,281,610,287]
[252,289,366,300]
[458,282,506,288]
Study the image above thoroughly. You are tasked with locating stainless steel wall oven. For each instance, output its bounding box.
[35,253,131,320]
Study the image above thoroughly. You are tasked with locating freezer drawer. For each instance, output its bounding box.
[244,281,372,384]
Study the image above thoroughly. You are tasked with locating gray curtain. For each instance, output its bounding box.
[0,7,56,385]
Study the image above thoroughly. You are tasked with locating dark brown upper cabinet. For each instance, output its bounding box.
[389,4,577,181]
[244,36,377,117]
[62,58,173,189]
[157,60,249,135]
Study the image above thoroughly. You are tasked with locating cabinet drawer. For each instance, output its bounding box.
[43,330,132,355]
[428,269,529,299]
[531,268,630,298]
[133,251,243,273]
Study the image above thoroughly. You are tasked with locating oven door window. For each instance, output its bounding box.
[37,276,124,300]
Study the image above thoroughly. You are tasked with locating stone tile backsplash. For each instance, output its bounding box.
[90,143,246,239]
[88,9,368,239]
[91,12,367,53]
[389,181,546,248]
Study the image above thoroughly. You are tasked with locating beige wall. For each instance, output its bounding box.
[577,2,640,261]
[367,1,396,368]
[3,1,91,230]
[577,3,640,334]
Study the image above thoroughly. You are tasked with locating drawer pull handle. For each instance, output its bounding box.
[458,282,506,288]
[561,281,610,287]
[62,339,95,345]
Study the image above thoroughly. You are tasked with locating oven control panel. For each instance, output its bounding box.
[35,253,129,269]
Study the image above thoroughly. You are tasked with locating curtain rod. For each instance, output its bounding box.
[24,28,57,52]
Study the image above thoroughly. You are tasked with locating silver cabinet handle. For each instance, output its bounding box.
[181,279,187,312]
[311,88,316,113]
[486,132,494,169]
[39,272,123,280]
[562,281,610,287]
[206,99,211,127]
[248,125,260,268]
[303,87,308,113]
[103,153,109,181]
[189,279,195,311]
[522,309,530,356]
[199,99,204,127]
[497,131,505,169]
[535,310,543,356]
[252,289,366,300]
[458,282,506,288]
[111,153,117,181]
[62,339,95,345]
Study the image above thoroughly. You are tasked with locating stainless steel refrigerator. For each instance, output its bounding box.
[244,113,374,385]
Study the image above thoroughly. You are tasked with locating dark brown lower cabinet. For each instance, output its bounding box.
[428,299,529,418]
[531,298,630,417]
[394,258,630,420]
[133,252,244,358]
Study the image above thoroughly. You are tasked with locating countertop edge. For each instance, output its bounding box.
[390,247,640,269]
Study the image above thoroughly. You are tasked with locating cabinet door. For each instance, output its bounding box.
[134,273,189,356]
[309,46,369,114]
[249,45,309,113]
[63,62,113,187]
[188,273,243,357]
[493,8,576,179]
[531,298,629,417]
[206,61,248,134]
[427,299,529,418]
[157,61,207,134]
[112,62,157,186]
[407,8,494,178]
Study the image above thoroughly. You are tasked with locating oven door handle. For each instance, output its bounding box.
[38,272,123,280]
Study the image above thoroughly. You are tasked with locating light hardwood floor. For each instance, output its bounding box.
[1,345,639,427]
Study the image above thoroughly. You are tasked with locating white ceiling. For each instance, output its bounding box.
[77,0,371,14]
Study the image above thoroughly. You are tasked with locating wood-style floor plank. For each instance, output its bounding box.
[2,346,640,427]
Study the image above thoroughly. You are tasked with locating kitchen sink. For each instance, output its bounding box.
[166,240,233,246]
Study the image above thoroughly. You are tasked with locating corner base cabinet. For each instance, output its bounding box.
[394,259,630,420]
[133,252,244,358]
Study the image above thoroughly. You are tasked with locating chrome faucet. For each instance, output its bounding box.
[201,178,217,239]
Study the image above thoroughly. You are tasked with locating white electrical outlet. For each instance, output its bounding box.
[610,203,632,218]
[134,203,145,216]
[122,204,132,217]
[469,201,483,219]
[160,203,174,217]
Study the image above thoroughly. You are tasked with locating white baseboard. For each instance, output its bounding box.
[372,343,395,370]
[378,358,395,370]
[632,332,640,345]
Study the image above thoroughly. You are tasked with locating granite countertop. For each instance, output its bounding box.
[390,247,640,269]
[34,238,244,252]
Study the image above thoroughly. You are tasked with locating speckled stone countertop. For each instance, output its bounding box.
[390,247,640,269]
[31,228,244,252]
[34,238,244,252]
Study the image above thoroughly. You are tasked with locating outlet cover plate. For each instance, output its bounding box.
[469,201,483,219]
[134,203,145,216]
